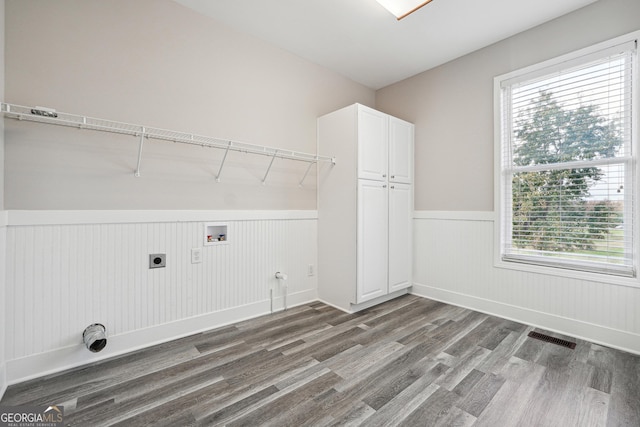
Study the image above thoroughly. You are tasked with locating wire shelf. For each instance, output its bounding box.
[1,102,335,184]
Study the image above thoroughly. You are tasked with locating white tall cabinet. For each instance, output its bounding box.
[318,103,414,312]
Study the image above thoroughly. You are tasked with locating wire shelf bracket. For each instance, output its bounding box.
[134,128,146,178]
[262,151,278,185]
[1,102,336,183]
[215,141,232,182]
[298,161,316,187]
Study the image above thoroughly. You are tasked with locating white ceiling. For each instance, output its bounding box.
[174,0,599,90]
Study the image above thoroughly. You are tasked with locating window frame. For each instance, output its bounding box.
[493,31,640,287]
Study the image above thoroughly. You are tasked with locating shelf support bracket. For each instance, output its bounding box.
[215,141,232,182]
[262,151,278,185]
[134,127,146,177]
[298,161,316,187]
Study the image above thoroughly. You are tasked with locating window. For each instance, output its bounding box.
[495,33,638,279]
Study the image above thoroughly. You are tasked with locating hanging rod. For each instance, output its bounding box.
[1,102,336,182]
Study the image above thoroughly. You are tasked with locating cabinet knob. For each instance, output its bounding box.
[383,185,387,188]
[391,175,395,178]
[383,174,387,178]
[391,185,395,189]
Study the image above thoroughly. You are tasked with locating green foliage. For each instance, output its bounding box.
[511,91,623,253]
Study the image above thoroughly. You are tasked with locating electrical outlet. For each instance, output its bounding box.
[191,248,202,264]
[149,254,166,269]
[307,264,315,276]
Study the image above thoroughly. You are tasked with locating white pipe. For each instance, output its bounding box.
[270,288,273,314]
[275,272,288,310]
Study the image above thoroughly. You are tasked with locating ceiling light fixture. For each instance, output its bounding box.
[376,0,435,20]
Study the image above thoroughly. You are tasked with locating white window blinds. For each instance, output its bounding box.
[499,39,636,277]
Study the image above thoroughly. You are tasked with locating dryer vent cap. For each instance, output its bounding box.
[83,323,107,353]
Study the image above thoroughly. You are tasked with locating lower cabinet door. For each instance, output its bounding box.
[389,183,412,291]
[356,179,389,303]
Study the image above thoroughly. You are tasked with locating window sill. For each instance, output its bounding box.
[494,257,640,289]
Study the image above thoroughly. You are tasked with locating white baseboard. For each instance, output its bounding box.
[7,282,638,386]
[412,282,640,356]
[348,289,411,313]
[318,288,410,314]
[6,288,317,385]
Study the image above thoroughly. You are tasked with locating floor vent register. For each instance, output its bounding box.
[527,331,576,349]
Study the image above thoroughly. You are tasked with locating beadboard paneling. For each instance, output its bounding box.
[413,212,640,354]
[4,212,317,382]
[0,218,7,399]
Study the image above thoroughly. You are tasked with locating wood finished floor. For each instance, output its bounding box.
[2,295,639,426]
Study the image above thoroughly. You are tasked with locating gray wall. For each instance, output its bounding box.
[376,0,640,211]
[4,0,374,210]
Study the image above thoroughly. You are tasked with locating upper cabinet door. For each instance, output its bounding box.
[358,106,388,181]
[389,117,414,184]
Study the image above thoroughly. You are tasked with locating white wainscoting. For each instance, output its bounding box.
[4,210,318,384]
[413,211,640,355]
[1,211,8,398]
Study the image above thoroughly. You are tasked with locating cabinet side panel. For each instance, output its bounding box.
[318,106,358,311]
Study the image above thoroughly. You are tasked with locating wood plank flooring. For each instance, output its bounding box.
[2,295,639,426]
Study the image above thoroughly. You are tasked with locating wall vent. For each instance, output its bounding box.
[527,331,576,349]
